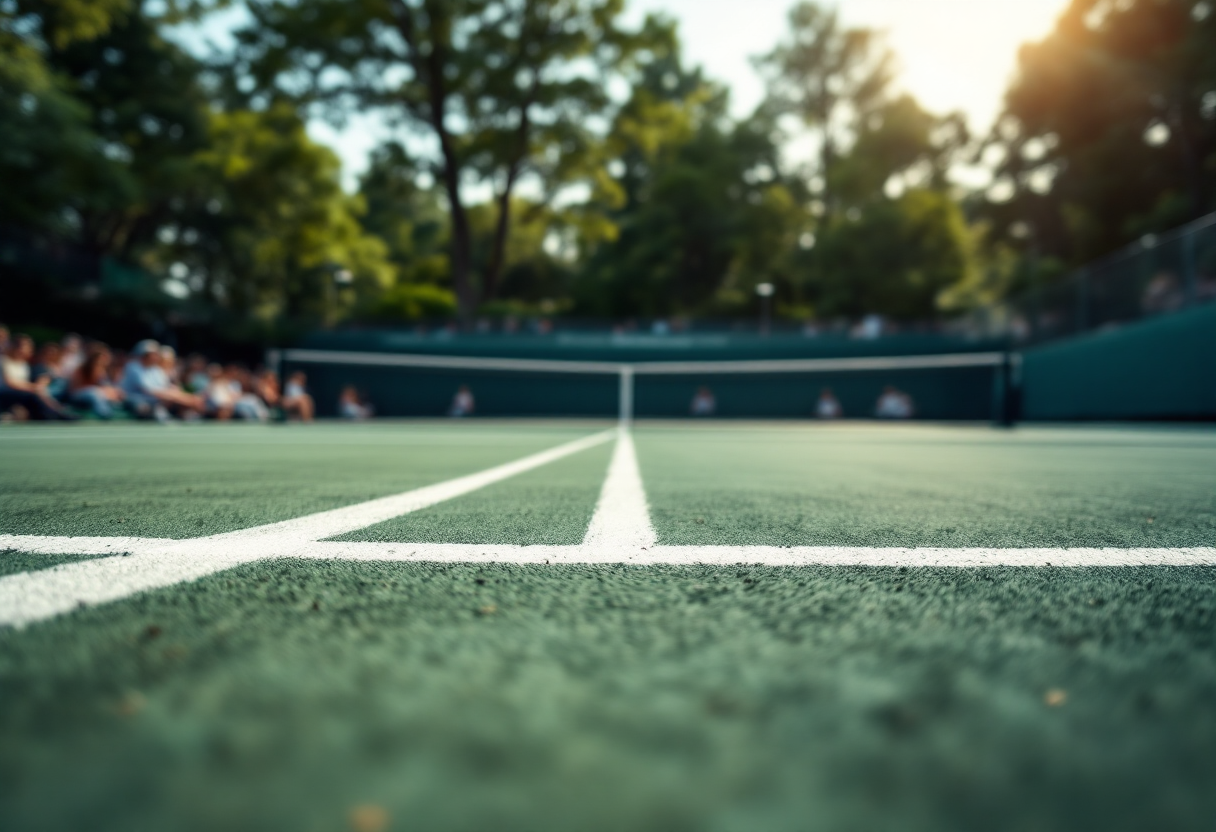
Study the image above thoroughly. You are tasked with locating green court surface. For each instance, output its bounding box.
[0,424,598,539]
[2,421,1215,832]
[638,425,1216,547]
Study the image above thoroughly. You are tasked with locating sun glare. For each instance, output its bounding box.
[870,0,1071,127]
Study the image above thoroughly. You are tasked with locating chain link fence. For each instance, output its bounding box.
[1008,213,1216,345]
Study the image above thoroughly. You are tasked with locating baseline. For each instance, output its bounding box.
[294,542,1216,567]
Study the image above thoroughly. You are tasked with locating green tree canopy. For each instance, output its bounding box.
[574,45,807,318]
[166,105,394,321]
[229,0,667,323]
[985,0,1216,263]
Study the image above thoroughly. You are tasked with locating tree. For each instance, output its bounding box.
[751,2,979,320]
[0,35,101,235]
[986,0,1216,264]
[357,142,451,279]
[753,1,894,219]
[164,105,394,321]
[830,94,969,206]
[812,189,976,320]
[231,0,660,324]
[1,1,229,249]
[575,47,806,318]
[50,7,214,261]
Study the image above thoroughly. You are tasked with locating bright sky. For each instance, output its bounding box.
[183,0,1072,187]
[631,0,1070,127]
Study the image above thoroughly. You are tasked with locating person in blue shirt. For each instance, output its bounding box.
[121,340,204,421]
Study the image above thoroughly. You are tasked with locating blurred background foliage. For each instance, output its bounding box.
[2,0,1214,340]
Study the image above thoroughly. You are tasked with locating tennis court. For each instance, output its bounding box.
[2,421,1215,831]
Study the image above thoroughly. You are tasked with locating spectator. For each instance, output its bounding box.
[231,365,270,422]
[159,345,181,384]
[339,386,373,420]
[816,388,843,419]
[0,324,9,354]
[875,385,914,419]
[0,334,76,420]
[60,334,85,377]
[852,314,884,340]
[184,354,210,394]
[449,384,475,417]
[255,369,281,412]
[31,342,69,400]
[203,364,237,420]
[281,371,315,422]
[691,386,716,417]
[68,345,124,419]
[121,339,204,421]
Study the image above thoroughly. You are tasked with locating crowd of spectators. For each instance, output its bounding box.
[0,326,314,424]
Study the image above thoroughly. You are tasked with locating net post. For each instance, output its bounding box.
[995,349,1020,428]
[618,365,634,428]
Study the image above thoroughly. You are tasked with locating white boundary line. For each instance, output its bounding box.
[292,542,1216,567]
[2,428,1214,630]
[581,430,657,550]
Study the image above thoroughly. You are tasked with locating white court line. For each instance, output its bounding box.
[292,542,1216,567]
[0,430,615,628]
[581,429,657,550]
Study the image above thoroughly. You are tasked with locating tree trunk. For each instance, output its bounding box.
[483,99,533,303]
[438,140,476,325]
[392,0,478,326]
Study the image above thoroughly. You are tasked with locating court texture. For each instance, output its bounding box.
[2,420,1215,832]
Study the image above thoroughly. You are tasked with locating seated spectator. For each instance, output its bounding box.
[0,324,8,354]
[121,339,204,421]
[691,386,716,417]
[31,342,70,401]
[875,385,915,419]
[281,371,315,422]
[231,365,270,422]
[255,369,281,411]
[159,346,181,385]
[60,334,85,377]
[184,354,210,394]
[203,364,238,420]
[339,385,373,420]
[816,387,843,419]
[68,345,124,419]
[449,384,475,417]
[0,334,76,420]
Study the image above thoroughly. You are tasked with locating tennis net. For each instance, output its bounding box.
[276,348,1016,424]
